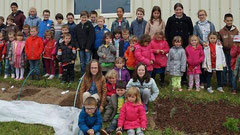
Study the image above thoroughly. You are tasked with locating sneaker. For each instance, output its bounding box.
[207,87,214,93]
[58,74,63,78]
[188,88,192,91]
[200,85,205,89]
[232,90,237,95]
[19,77,24,80]
[178,88,183,92]
[4,74,8,79]
[196,88,200,92]
[116,130,123,135]
[48,75,54,79]
[11,74,15,79]
[43,73,50,77]
[217,87,224,93]
[100,129,110,135]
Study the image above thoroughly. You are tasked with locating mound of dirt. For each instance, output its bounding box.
[12,89,41,100]
[59,92,81,108]
[154,98,240,135]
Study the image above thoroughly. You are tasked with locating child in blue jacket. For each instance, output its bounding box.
[93,16,110,60]
[78,97,102,135]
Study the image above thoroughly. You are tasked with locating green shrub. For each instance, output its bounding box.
[223,117,240,133]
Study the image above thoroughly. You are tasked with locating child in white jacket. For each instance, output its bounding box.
[202,32,226,93]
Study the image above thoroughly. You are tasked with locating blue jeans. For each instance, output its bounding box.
[223,53,232,85]
[29,60,40,76]
[108,118,118,131]
[79,50,92,76]
[4,59,14,75]
[78,130,100,135]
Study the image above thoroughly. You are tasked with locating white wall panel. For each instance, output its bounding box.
[0,0,239,31]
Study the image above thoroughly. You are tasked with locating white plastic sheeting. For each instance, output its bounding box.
[0,100,81,135]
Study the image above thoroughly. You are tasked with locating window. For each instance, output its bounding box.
[74,0,131,16]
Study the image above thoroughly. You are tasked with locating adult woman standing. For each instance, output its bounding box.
[24,7,41,27]
[193,9,216,88]
[165,3,193,48]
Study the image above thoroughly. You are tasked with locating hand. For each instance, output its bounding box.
[99,106,104,112]
[156,50,160,54]
[87,129,94,135]
[1,55,4,59]
[76,48,80,51]
[160,50,164,54]
[130,47,134,51]
[85,49,89,52]
[58,62,62,66]
[103,55,106,59]
[150,60,153,64]
[141,128,146,131]
[9,57,11,61]
[203,42,208,47]
[116,127,122,131]
[71,60,75,64]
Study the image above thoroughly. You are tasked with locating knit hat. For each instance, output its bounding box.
[233,35,240,42]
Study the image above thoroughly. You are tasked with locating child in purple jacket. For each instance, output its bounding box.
[114,57,130,84]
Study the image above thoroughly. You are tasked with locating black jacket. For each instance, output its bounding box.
[57,42,76,64]
[73,21,95,50]
[165,14,193,48]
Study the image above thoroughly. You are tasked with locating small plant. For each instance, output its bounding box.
[163,127,173,135]
[170,107,177,119]
[223,117,240,133]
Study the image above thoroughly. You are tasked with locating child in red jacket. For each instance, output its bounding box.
[150,31,169,84]
[25,26,44,80]
[105,69,118,100]
[134,34,155,75]
[116,87,147,135]
[42,30,56,79]
[185,35,204,91]
[0,32,6,75]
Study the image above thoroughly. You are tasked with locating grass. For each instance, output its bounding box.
[0,121,54,135]
[0,73,240,134]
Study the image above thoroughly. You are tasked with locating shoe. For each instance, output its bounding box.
[200,85,205,89]
[116,130,123,135]
[58,74,62,78]
[178,88,183,92]
[4,74,8,79]
[188,88,192,91]
[19,77,24,80]
[11,74,15,79]
[14,78,19,81]
[207,87,214,93]
[43,73,50,77]
[48,75,54,79]
[217,87,224,93]
[196,88,200,92]
[232,90,237,95]
[100,129,109,135]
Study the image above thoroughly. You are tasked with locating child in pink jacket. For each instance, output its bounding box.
[185,35,204,91]
[150,31,169,84]
[116,87,147,135]
[134,34,155,74]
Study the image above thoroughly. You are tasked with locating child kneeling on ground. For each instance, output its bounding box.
[78,97,102,135]
[101,80,126,135]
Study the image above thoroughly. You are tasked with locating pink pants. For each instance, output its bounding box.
[44,59,55,75]
[189,74,200,89]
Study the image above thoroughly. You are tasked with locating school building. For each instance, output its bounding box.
[0,0,240,31]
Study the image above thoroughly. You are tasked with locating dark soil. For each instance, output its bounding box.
[59,92,81,108]
[11,89,41,99]
[154,98,240,135]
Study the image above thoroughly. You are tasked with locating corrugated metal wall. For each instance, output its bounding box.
[0,0,239,31]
